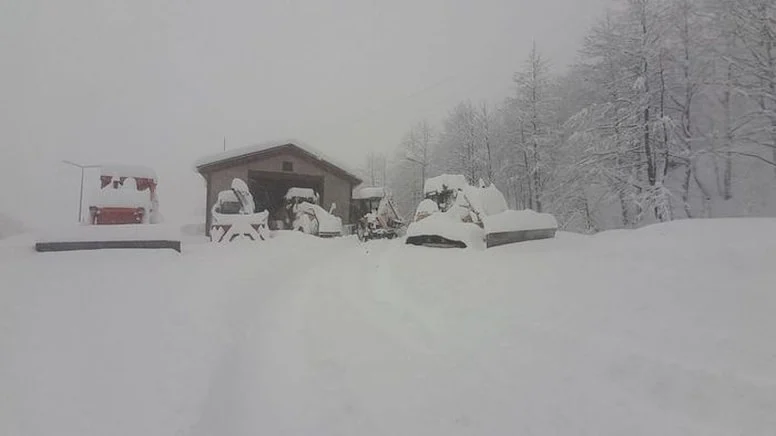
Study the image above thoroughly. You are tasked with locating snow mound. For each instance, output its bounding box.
[483,209,559,233]
[405,212,485,249]
[414,199,439,220]
[476,183,509,216]
[35,223,181,243]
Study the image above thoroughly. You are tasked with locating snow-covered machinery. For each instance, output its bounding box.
[88,165,161,225]
[34,164,181,253]
[352,187,405,242]
[405,174,558,249]
[284,187,342,238]
[210,178,270,243]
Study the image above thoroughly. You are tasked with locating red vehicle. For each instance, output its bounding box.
[88,165,160,225]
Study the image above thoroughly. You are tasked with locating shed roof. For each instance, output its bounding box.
[194,139,362,184]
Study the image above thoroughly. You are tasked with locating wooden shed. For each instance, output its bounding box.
[194,140,362,236]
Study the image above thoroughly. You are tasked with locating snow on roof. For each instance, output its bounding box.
[100,164,158,181]
[353,187,386,200]
[284,187,317,200]
[193,139,361,182]
[424,174,469,195]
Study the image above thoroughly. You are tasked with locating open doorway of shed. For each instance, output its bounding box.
[248,170,324,230]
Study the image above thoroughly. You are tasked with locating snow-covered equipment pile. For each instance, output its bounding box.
[35,164,181,253]
[89,165,161,225]
[406,175,557,248]
[284,187,342,237]
[284,187,318,203]
[352,186,405,242]
[210,178,270,243]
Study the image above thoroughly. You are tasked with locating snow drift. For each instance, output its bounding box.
[3,218,776,435]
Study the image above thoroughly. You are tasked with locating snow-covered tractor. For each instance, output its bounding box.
[283,187,342,238]
[210,178,270,243]
[88,165,161,225]
[351,187,405,242]
[405,174,558,249]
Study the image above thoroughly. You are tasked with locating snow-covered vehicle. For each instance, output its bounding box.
[405,174,558,249]
[284,187,342,237]
[210,178,270,243]
[351,187,405,242]
[88,165,161,225]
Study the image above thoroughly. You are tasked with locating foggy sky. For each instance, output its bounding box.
[1,0,609,227]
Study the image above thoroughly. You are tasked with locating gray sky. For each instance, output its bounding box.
[1,0,609,227]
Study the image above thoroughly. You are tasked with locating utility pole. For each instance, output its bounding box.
[223,137,226,151]
[62,160,99,223]
[382,156,386,187]
[405,155,427,198]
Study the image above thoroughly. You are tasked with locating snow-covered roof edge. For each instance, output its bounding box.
[193,139,362,183]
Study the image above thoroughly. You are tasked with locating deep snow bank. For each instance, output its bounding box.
[0,212,24,239]
[2,218,775,436]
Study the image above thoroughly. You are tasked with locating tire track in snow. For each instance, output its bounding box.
[188,236,377,436]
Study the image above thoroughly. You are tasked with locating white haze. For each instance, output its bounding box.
[0,0,608,228]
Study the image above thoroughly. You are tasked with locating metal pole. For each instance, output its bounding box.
[78,168,85,222]
[62,160,99,223]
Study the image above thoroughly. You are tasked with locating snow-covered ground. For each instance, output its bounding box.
[1,219,775,435]
[0,213,24,239]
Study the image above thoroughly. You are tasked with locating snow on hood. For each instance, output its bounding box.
[406,212,485,249]
[482,209,558,234]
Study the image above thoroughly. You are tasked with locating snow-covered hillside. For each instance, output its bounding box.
[0,213,23,239]
[1,219,775,435]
